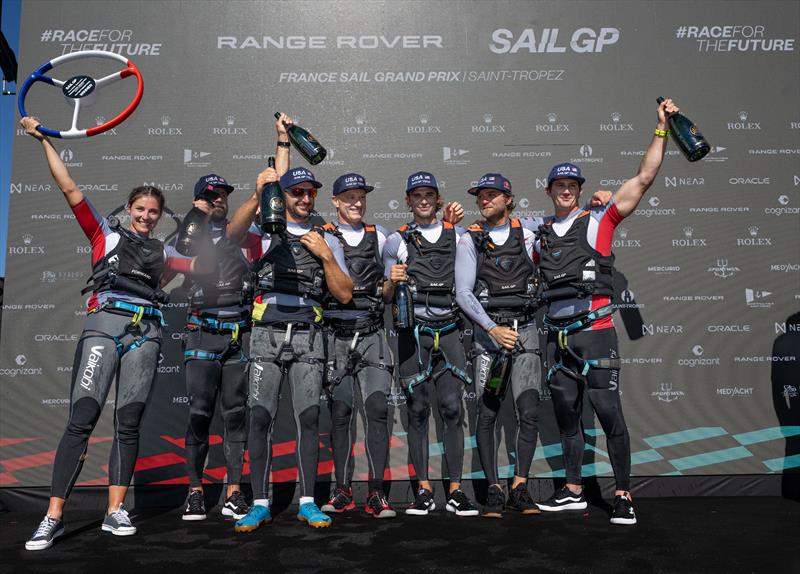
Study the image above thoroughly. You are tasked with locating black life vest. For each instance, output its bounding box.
[536,211,614,302]
[252,229,327,301]
[401,221,456,309]
[188,224,250,310]
[82,217,164,296]
[322,223,384,313]
[468,218,537,310]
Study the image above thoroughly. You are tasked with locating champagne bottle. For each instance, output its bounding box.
[175,206,210,256]
[485,319,517,396]
[656,96,710,162]
[392,277,415,331]
[274,112,327,165]
[260,156,286,235]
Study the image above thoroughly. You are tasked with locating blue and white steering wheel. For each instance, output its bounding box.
[18,50,143,139]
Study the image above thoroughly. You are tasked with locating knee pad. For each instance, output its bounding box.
[515,389,540,424]
[186,413,212,446]
[438,400,461,425]
[222,406,247,440]
[364,392,388,424]
[331,400,353,428]
[66,397,103,436]
[115,402,145,442]
[249,405,273,434]
[297,405,320,433]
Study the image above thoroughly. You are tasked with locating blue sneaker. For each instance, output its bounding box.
[297,502,331,528]
[234,504,272,533]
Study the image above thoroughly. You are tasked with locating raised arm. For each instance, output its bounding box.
[226,114,292,244]
[20,116,84,208]
[612,98,677,218]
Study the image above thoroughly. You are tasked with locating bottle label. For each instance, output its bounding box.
[269,196,285,212]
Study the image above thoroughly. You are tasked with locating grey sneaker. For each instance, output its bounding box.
[101,504,137,536]
[25,515,65,551]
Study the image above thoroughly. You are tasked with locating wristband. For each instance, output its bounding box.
[277,140,291,148]
[654,128,669,137]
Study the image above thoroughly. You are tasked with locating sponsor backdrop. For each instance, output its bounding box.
[1,1,799,490]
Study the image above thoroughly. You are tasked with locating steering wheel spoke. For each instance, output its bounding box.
[95,69,129,90]
[70,98,82,132]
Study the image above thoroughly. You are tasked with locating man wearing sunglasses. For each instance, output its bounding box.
[231,165,353,532]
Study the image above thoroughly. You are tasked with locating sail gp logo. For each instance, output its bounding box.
[80,346,104,391]
[489,27,620,53]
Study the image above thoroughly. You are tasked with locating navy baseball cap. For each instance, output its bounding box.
[279,167,322,191]
[468,173,512,196]
[406,171,439,194]
[332,173,374,196]
[547,163,586,188]
[194,174,234,197]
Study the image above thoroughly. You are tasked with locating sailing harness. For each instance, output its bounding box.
[544,305,620,381]
[399,318,472,392]
[250,321,324,376]
[86,300,165,357]
[324,315,394,387]
[183,313,250,363]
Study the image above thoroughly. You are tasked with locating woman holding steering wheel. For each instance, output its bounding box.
[20,116,200,551]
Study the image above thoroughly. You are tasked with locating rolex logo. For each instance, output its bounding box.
[95,116,106,126]
[749,226,758,237]
[327,147,335,160]
[547,112,557,123]
[419,114,429,125]
[161,115,171,126]
[611,112,621,123]
[226,115,235,126]
[618,228,628,239]
[683,226,694,238]
[22,234,33,245]
[738,111,748,121]
[484,113,493,124]
[355,113,366,125]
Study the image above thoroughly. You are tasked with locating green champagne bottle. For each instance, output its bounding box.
[392,278,415,331]
[657,97,710,162]
[485,319,518,397]
[274,112,327,165]
[260,156,286,235]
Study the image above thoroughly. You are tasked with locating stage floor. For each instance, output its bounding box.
[1,497,797,573]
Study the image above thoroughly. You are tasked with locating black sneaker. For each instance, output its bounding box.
[25,515,65,551]
[610,494,637,525]
[321,485,356,513]
[508,483,541,515]
[405,488,436,516]
[536,486,588,512]
[221,491,249,520]
[483,485,505,519]
[445,489,479,517]
[365,490,397,519]
[182,490,207,521]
